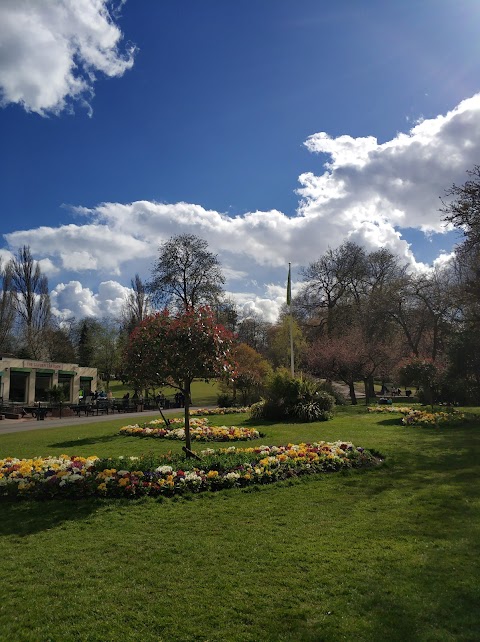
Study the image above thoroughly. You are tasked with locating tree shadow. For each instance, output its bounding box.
[376,417,404,426]
[48,434,120,448]
[0,499,102,537]
[242,417,299,427]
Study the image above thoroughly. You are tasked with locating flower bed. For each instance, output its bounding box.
[401,409,465,426]
[368,405,466,426]
[367,406,415,415]
[0,441,380,501]
[190,407,250,416]
[118,417,262,441]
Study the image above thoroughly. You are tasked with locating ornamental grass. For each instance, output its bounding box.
[0,441,379,501]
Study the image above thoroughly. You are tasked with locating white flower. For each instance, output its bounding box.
[67,474,83,482]
[185,471,202,482]
[201,448,215,456]
[155,465,173,474]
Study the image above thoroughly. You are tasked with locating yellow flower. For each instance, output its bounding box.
[207,470,219,479]
[97,483,107,491]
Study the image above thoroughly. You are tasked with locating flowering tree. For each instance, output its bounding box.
[124,307,236,454]
[307,327,400,405]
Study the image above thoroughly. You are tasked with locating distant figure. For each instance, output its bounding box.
[107,390,113,400]
[93,390,99,401]
[405,389,412,397]
[99,390,107,399]
[122,392,130,407]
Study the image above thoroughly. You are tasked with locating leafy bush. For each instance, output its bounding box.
[216,393,234,408]
[249,400,266,420]
[291,401,333,422]
[249,369,335,422]
[317,380,347,406]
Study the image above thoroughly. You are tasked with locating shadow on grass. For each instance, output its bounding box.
[0,499,102,537]
[376,417,404,426]
[242,417,279,427]
[48,434,121,448]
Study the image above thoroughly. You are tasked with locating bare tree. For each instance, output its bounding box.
[441,165,480,250]
[149,234,225,311]
[299,241,367,336]
[9,246,51,359]
[0,258,15,353]
[237,314,271,355]
[122,273,151,334]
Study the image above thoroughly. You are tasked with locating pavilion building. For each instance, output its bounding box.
[0,357,97,405]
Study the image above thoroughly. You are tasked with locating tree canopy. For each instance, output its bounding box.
[124,306,236,452]
[149,234,225,312]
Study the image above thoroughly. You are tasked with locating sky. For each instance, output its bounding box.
[1,0,479,323]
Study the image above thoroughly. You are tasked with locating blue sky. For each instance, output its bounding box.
[1,0,479,321]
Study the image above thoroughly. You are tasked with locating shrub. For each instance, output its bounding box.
[249,369,335,422]
[317,380,347,406]
[216,393,234,408]
[249,400,265,420]
[291,401,333,422]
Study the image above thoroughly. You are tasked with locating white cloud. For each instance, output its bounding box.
[0,0,136,115]
[37,258,60,277]
[0,249,14,265]
[432,252,456,270]
[51,279,130,319]
[299,93,480,235]
[6,224,150,274]
[5,92,480,321]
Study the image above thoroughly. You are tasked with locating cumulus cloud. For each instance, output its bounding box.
[5,92,480,321]
[0,0,136,115]
[299,93,480,235]
[51,279,130,319]
[6,224,150,274]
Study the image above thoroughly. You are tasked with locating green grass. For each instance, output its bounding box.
[1,406,479,641]
[106,378,220,405]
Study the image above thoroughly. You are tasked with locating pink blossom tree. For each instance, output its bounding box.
[125,307,236,454]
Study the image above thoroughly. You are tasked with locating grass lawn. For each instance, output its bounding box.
[104,378,220,406]
[1,406,479,641]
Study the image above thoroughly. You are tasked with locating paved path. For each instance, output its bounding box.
[0,407,188,436]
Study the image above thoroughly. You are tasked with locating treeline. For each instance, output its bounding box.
[290,166,480,405]
[1,167,479,404]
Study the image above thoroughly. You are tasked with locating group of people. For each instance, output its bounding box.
[380,385,412,397]
[92,390,109,401]
[174,392,186,407]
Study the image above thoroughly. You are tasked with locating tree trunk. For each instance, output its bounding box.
[184,380,192,456]
[363,378,370,406]
[364,375,375,405]
[348,381,357,405]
